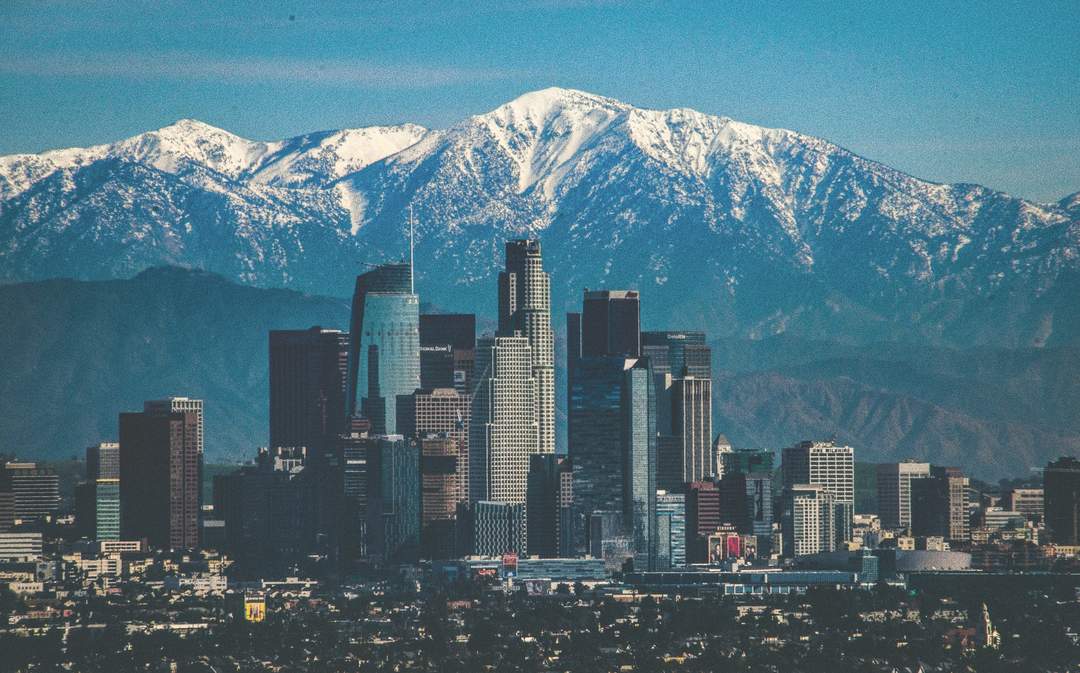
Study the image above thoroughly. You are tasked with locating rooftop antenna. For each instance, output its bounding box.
[408,205,415,294]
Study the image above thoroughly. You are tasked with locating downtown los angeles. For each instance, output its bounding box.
[1,2,1080,672]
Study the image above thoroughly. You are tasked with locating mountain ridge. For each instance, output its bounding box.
[1,87,1077,349]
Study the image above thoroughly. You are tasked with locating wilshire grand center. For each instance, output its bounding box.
[347,262,420,436]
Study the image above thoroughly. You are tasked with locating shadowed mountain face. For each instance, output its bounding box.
[0,267,348,463]
[1,268,1078,478]
[1,88,1077,349]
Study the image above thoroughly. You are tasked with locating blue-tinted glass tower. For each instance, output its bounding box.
[347,263,420,435]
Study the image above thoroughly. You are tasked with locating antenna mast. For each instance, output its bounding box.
[408,205,415,294]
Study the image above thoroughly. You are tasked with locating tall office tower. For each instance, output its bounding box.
[1044,456,1080,545]
[526,454,574,558]
[911,466,969,542]
[714,434,733,479]
[269,326,349,456]
[782,440,855,544]
[119,398,203,550]
[469,336,539,507]
[367,436,420,563]
[472,500,526,556]
[641,331,711,380]
[744,472,774,554]
[671,377,713,484]
[685,480,721,564]
[347,263,420,435]
[623,359,657,571]
[782,484,837,557]
[419,313,476,394]
[1,463,60,522]
[656,491,686,569]
[87,442,120,480]
[498,240,555,455]
[876,461,931,531]
[656,436,685,493]
[336,430,371,563]
[721,449,775,477]
[398,388,470,503]
[568,355,626,524]
[580,290,640,358]
[77,443,123,540]
[420,434,459,559]
[1005,488,1045,523]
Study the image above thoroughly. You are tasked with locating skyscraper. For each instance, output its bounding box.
[782,440,854,544]
[721,449,775,477]
[671,377,713,484]
[911,467,971,542]
[1044,456,1080,545]
[469,336,539,506]
[685,481,721,564]
[0,463,60,523]
[367,436,420,563]
[782,484,837,557]
[419,313,476,394]
[567,356,625,529]
[77,443,121,541]
[580,290,640,358]
[656,491,686,569]
[119,398,203,550]
[347,263,420,435]
[876,461,931,531]
[420,434,459,559]
[526,454,574,558]
[623,358,657,571]
[498,240,555,455]
[87,442,120,481]
[269,326,349,456]
[398,387,471,504]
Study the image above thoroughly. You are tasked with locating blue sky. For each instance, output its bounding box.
[2,1,1078,201]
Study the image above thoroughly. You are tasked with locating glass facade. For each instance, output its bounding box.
[356,293,420,436]
[95,479,120,541]
[656,491,686,569]
[623,359,657,572]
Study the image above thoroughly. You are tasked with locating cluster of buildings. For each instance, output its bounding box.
[2,239,1080,592]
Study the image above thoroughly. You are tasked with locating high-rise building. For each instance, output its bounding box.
[419,313,476,394]
[471,500,526,556]
[580,290,640,358]
[623,359,657,571]
[782,440,854,544]
[1,463,60,522]
[87,442,120,481]
[910,466,969,542]
[119,398,203,550]
[269,327,349,456]
[671,377,713,484]
[346,263,420,435]
[1004,488,1044,523]
[714,434,733,479]
[721,449,775,477]
[469,336,539,507]
[367,436,420,563]
[498,240,555,455]
[685,480,721,564]
[397,387,470,503]
[641,331,711,380]
[568,356,625,543]
[782,484,837,557]
[656,491,686,569]
[420,434,459,559]
[876,461,931,531]
[526,454,574,558]
[1044,456,1080,545]
[0,491,14,532]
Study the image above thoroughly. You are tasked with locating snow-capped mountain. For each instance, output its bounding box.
[1,87,1077,347]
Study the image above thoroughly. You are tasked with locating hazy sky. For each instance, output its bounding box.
[2,1,1078,202]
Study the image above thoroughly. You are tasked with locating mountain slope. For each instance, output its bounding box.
[0,267,348,462]
[2,88,1077,349]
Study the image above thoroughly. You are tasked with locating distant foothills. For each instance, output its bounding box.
[1,266,1078,479]
[0,88,1078,477]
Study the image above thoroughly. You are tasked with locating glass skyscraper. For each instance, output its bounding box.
[623,359,657,571]
[347,263,420,436]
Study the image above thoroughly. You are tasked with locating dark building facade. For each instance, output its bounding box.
[526,454,574,558]
[1045,456,1080,545]
[685,481,721,564]
[367,436,420,563]
[420,434,459,560]
[721,449,775,477]
[1,463,60,522]
[580,290,640,359]
[419,313,476,394]
[269,327,349,457]
[119,399,203,550]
